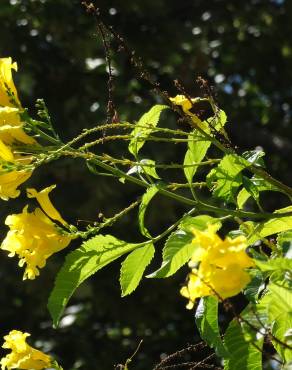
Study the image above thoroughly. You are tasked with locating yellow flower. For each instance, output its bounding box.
[0,58,20,108]
[190,225,253,269]
[0,330,52,370]
[0,106,35,145]
[169,95,200,112]
[180,270,212,309]
[27,185,68,226]
[1,185,73,279]
[0,140,31,200]
[170,94,207,129]
[0,57,36,145]
[181,226,254,308]
[0,140,32,200]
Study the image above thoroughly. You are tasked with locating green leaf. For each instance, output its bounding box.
[195,296,228,357]
[224,318,263,370]
[183,131,211,183]
[243,270,265,303]
[244,206,292,245]
[242,150,265,166]
[179,215,221,233]
[138,185,159,238]
[207,154,250,204]
[148,215,221,278]
[212,109,227,131]
[242,176,260,202]
[277,231,292,257]
[266,283,292,321]
[237,176,282,209]
[272,312,292,362]
[259,283,292,361]
[127,159,160,179]
[203,108,227,133]
[147,230,194,278]
[120,243,155,296]
[128,105,168,156]
[48,235,138,327]
[255,258,292,273]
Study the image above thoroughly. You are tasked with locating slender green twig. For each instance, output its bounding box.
[101,154,220,169]
[75,199,141,239]
[57,149,292,220]
[167,182,207,190]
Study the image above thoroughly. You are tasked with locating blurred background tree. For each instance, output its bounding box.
[0,0,291,369]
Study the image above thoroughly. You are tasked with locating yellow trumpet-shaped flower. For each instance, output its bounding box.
[0,106,35,145]
[1,185,73,279]
[0,58,20,108]
[0,140,32,200]
[0,330,52,370]
[190,225,254,269]
[180,226,254,309]
[0,57,36,145]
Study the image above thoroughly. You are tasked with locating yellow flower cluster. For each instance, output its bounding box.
[0,330,52,370]
[0,58,68,369]
[0,57,36,200]
[1,185,73,280]
[181,225,254,309]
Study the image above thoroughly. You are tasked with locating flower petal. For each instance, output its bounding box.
[0,57,20,107]
[0,139,14,161]
[0,330,52,370]
[0,106,36,145]
[27,185,67,226]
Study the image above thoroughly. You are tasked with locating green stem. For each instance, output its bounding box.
[25,116,62,145]
[152,207,197,243]
[75,122,292,199]
[33,112,292,199]
[101,154,220,169]
[167,182,207,190]
[79,134,208,151]
[61,149,292,220]
[75,199,141,239]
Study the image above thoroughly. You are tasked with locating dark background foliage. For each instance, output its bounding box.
[0,0,291,369]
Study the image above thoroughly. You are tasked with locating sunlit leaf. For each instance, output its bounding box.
[224,318,263,370]
[255,258,292,273]
[266,283,292,321]
[212,109,227,131]
[120,243,155,296]
[138,184,159,238]
[272,312,292,362]
[258,283,292,361]
[128,105,168,156]
[207,154,250,204]
[242,150,265,166]
[147,230,194,278]
[237,176,283,209]
[179,215,221,233]
[195,296,228,357]
[244,206,292,245]
[48,235,138,327]
[184,131,210,183]
[277,231,292,258]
